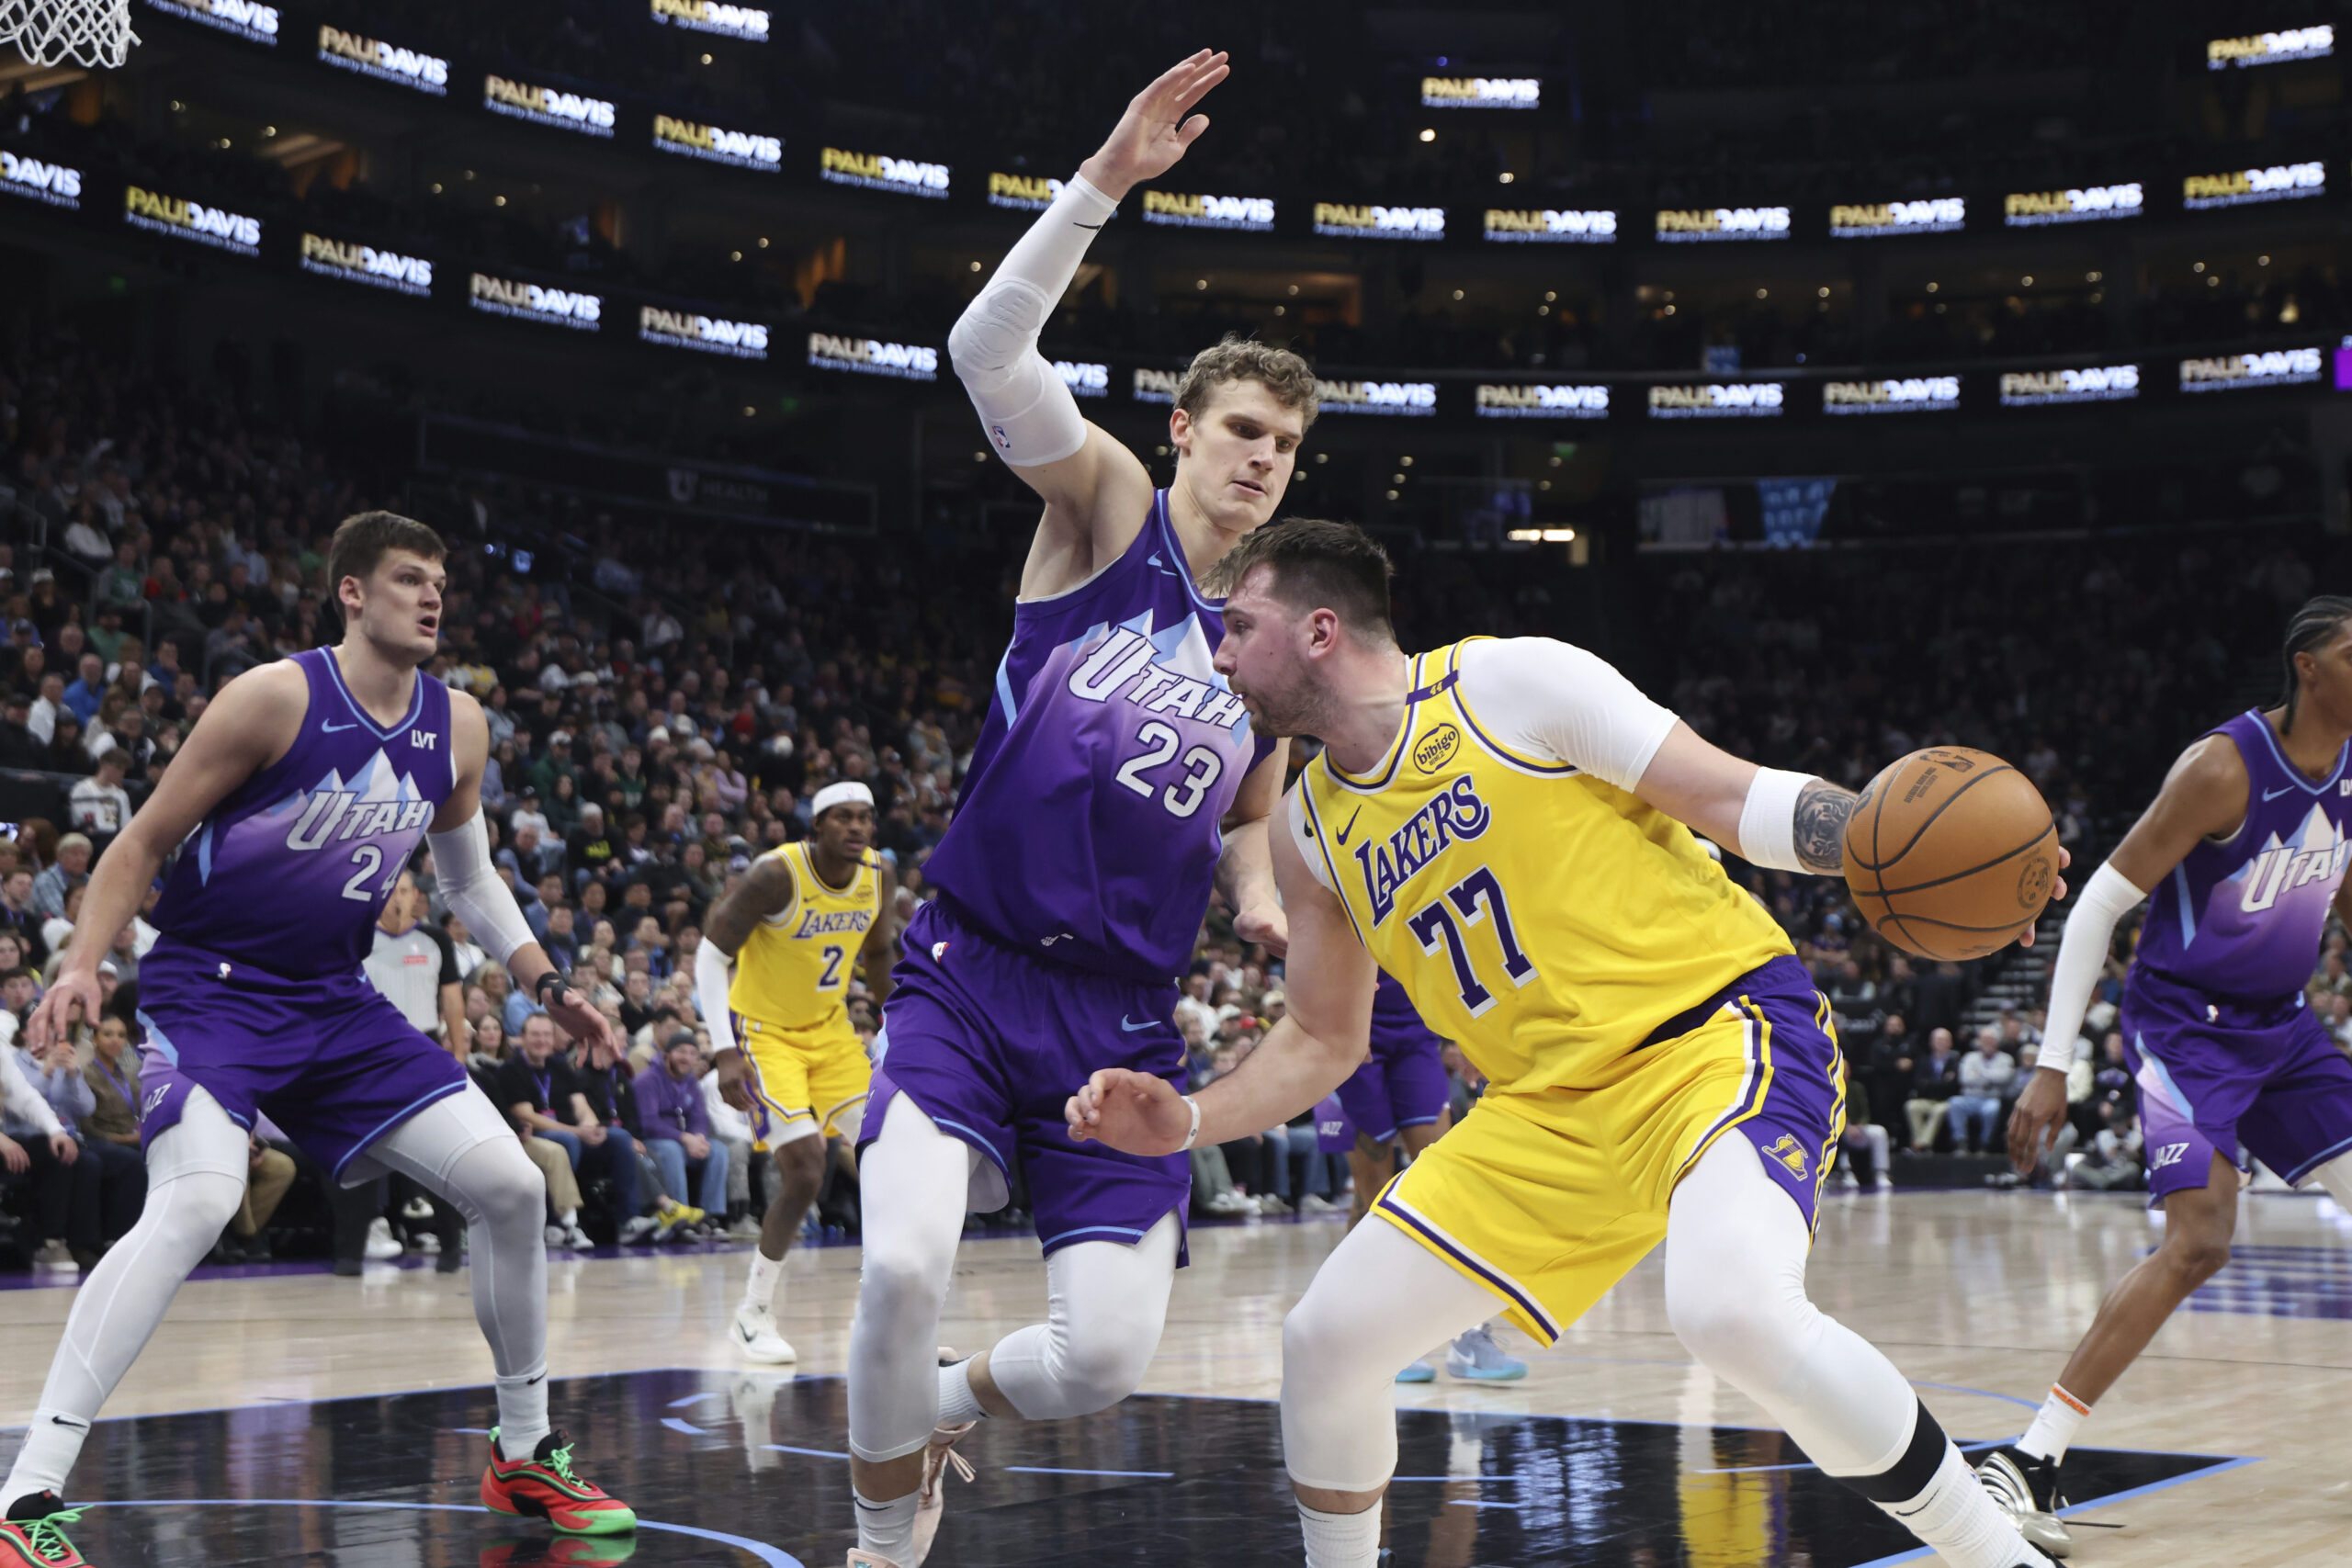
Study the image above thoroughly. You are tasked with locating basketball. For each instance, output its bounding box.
[1843,747,2059,962]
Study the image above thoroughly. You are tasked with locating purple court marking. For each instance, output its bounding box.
[660,1416,710,1436]
[1845,1455,2262,1567]
[668,1391,729,1408]
[763,1443,852,1460]
[68,1498,804,1567]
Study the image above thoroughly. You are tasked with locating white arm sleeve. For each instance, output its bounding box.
[947,172,1118,468]
[1736,767,1820,873]
[1452,637,1679,789]
[2032,861,2147,1075]
[1,1046,62,1138]
[695,939,740,1056]
[424,812,537,971]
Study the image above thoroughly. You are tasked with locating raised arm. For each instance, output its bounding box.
[27,661,307,1048]
[2008,735,2247,1168]
[695,855,797,1111]
[950,51,1228,598]
[1068,787,1374,1153]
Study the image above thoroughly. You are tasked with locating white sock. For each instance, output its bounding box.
[1881,1443,2046,1568]
[744,1249,784,1314]
[854,1487,920,1562]
[495,1366,551,1462]
[1,1410,89,1511]
[935,1358,989,1427]
[2016,1382,2088,1464]
[557,1208,578,1227]
[1297,1501,1383,1568]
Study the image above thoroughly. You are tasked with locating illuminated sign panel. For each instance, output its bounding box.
[1057,361,1109,399]
[2180,348,2324,392]
[1421,76,1539,108]
[123,186,261,255]
[650,0,769,39]
[1475,383,1610,420]
[300,233,433,297]
[1142,190,1276,232]
[0,151,82,210]
[640,307,769,359]
[2002,184,2141,227]
[1647,383,1785,419]
[1823,378,1961,415]
[1317,379,1438,416]
[1656,208,1790,243]
[2209,27,2332,67]
[653,114,782,171]
[1483,208,1616,243]
[1133,367,1181,404]
[807,332,938,380]
[989,173,1062,211]
[142,0,277,44]
[316,25,447,93]
[1828,197,1964,237]
[820,147,949,197]
[1997,364,2138,406]
[484,75,616,137]
[2183,163,2324,209]
[469,273,602,330]
[1312,202,1445,240]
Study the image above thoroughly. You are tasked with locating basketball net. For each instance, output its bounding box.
[1,0,136,69]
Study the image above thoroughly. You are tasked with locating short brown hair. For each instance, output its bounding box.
[327,511,445,606]
[1213,517,1394,641]
[1173,334,1319,433]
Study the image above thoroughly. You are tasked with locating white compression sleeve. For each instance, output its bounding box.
[947,173,1118,468]
[2032,861,2147,1075]
[1737,767,1818,873]
[426,811,536,970]
[695,939,739,1055]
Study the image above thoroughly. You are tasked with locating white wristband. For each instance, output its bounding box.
[1179,1094,1202,1152]
[1738,768,1818,872]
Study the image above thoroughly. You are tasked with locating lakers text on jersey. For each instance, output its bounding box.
[730,841,881,1145]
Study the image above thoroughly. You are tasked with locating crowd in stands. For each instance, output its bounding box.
[3,306,2351,1271]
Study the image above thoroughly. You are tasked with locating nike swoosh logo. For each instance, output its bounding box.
[1120,1015,1156,1032]
[1334,808,1363,845]
[2263,784,2298,801]
[320,719,357,733]
[526,1372,545,1386]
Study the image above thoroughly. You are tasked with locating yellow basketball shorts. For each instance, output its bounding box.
[733,1010,872,1150]
[1372,957,1844,1347]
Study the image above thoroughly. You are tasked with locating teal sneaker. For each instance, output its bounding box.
[1394,1359,1436,1383]
[1445,1325,1527,1382]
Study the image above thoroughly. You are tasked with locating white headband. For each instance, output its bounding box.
[811,782,874,820]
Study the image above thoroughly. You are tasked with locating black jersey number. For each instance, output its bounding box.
[1403,866,1538,1018]
[1113,721,1224,819]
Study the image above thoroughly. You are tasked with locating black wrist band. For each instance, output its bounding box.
[534,970,566,1007]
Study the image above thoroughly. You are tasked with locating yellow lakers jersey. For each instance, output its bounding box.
[729,842,882,1032]
[1294,637,1791,1096]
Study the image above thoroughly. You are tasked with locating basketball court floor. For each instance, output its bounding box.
[4,1186,2346,1566]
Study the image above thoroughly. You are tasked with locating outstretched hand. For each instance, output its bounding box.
[1081,50,1230,196]
[1067,1068,1193,1156]
[2016,846,2073,947]
[548,987,620,1069]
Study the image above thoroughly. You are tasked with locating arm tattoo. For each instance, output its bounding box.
[1792,779,1858,875]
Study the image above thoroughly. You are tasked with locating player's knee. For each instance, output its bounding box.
[775,1134,826,1190]
[1055,1321,1154,1411]
[1667,1269,1810,1391]
[858,1229,954,1311]
[2165,1231,2232,1282]
[1281,1285,1363,1388]
[159,1168,246,1238]
[469,1145,548,1235]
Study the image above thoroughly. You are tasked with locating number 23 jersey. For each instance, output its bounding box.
[922,491,1274,985]
[1289,637,1792,1097]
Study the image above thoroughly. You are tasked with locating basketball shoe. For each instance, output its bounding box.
[481,1428,637,1535]
[908,1421,977,1564]
[0,1492,85,1567]
[1975,1445,2072,1559]
[1445,1325,1528,1382]
[730,1303,797,1363]
[1394,1360,1435,1383]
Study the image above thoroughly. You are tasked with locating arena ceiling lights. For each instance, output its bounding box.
[2208,26,2332,67]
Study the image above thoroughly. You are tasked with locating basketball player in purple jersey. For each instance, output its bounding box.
[1984,596,2352,1556]
[0,514,632,1567]
[842,51,1307,1568]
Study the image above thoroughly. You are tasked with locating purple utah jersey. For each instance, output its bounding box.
[2134,709,2352,1001]
[922,490,1274,983]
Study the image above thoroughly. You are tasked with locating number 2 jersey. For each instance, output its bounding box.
[151,647,457,980]
[922,490,1275,984]
[1288,636,1792,1097]
[729,840,883,1033]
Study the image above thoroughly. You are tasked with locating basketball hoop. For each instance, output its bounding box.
[0,0,136,69]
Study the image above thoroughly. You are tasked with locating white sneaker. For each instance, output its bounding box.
[401,1195,434,1222]
[560,1222,594,1252]
[33,1238,75,1269]
[726,1215,763,1241]
[364,1218,402,1260]
[544,1224,566,1246]
[909,1420,977,1564]
[619,1215,662,1245]
[731,1303,797,1364]
[1298,1193,1337,1213]
[1873,1172,1894,1191]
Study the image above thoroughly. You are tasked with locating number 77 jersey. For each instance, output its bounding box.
[1288,637,1793,1096]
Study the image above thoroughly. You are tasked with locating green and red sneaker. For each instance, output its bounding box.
[481,1428,637,1537]
[1,1493,86,1567]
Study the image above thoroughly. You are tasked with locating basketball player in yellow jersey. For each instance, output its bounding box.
[1070,519,2065,1568]
[697,781,899,1364]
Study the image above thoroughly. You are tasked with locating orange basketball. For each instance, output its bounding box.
[1842,747,2058,963]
